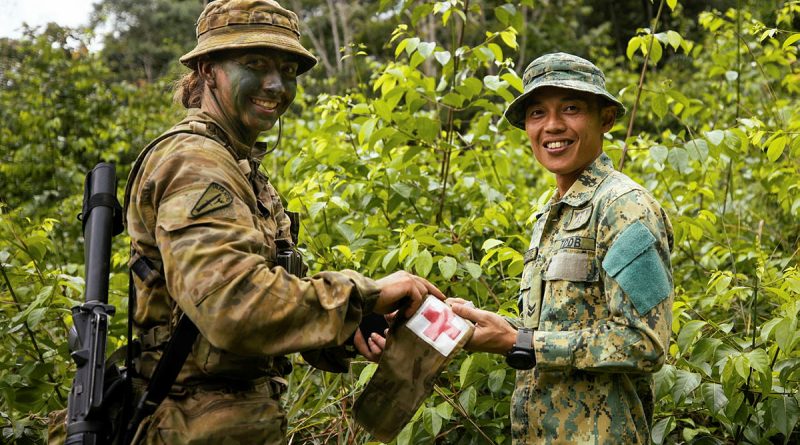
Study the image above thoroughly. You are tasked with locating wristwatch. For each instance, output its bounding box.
[505,328,536,370]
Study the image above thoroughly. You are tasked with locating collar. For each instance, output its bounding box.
[558,152,615,207]
[534,153,614,219]
[183,109,269,161]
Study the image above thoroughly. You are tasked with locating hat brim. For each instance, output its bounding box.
[504,80,626,130]
[179,26,317,75]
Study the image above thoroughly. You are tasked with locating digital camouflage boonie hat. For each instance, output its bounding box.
[180,0,317,75]
[504,52,626,129]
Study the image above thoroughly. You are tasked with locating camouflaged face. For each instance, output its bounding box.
[504,52,625,129]
[512,153,673,444]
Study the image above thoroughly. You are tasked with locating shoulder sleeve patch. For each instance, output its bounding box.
[190,182,233,218]
[602,220,671,314]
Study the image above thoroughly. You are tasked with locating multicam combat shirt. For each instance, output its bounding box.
[126,109,380,384]
[513,153,674,444]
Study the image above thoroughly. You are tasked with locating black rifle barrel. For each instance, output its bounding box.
[84,163,116,303]
[66,163,119,445]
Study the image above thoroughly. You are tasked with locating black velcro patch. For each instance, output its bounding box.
[191,183,233,218]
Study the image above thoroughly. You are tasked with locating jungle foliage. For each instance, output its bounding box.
[1,0,799,444]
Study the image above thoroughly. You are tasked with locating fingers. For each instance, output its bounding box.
[353,328,378,362]
[446,297,469,306]
[369,332,386,350]
[419,276,445,300]
[404,282,424,317]
[450,302,484,323]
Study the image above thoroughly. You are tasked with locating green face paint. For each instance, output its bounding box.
[213,48,299,144]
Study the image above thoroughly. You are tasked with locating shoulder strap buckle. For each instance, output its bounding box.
[129,251,164,288]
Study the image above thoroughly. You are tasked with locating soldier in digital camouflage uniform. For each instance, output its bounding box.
[451,52,674,444]
[100,1,444,443]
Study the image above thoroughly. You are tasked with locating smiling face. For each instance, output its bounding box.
[524,86,617,196]
[201,47,299,145]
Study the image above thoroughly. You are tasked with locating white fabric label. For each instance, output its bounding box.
[405,296,470,357]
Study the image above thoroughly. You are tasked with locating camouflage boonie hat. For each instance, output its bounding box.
[504,52,626,129]
[180,0,317,75]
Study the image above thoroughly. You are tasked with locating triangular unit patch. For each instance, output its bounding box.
[191,182,233,218]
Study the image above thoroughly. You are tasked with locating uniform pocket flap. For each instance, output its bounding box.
[543,251,598,282]
[602,220,656,277]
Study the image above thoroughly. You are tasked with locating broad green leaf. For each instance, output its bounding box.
[651,417,673,444]
[487,43,504,62]
[501,72,523,93]
[677,320,706,354]
[666,30,682,50]
[685,139,709,161]
[649,38,663,63]
[458,386,477,414]
[500,30,517,49]
[421,407,441,436]
[418,41,436,59]
[775,317,798,353]
[438,256,458,280]
[650,145,668,163]
[357,363,378,388]
[459,353,475,388]
[404,37,420,55]
[767,135,788,162]
[769,395,800,440]
[483,75,506,91]
[667,147,689,173]
[434,51,451,66]
[672,370,701,402]
[464,262,482,279]
[482,239,504,251]
[435,401,453,421]
[627,36,642,60]
[746,349,771,375]
[701,383,728,414]
[415,249,433,277]
[488,369,506,393]
[396,423,414,445]
[494,4,515,26]
[783,33,800,49]
[652,92,668,119]
[705,130,725,146]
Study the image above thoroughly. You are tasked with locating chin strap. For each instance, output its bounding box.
[263,117,282,155]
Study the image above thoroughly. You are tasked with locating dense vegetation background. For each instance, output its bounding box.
[1,0,799,443]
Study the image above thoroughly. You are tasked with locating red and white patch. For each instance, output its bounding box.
[406,296,470,357]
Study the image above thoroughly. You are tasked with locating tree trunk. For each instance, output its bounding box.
[326,0,343,71]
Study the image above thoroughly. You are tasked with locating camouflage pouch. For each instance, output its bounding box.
[353,296,473,442]
[132,385,286,445]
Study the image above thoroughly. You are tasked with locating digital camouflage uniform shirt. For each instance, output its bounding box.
[125,109,380,444]
[513,153,673,444]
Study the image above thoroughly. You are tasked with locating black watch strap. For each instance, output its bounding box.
[506,328,536,370]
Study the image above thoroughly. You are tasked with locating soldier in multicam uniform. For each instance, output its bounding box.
[451,52,674,444]
[121,0,443,443]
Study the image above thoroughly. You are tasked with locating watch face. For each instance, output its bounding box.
[506,350,535,370]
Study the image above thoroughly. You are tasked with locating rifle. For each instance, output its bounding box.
[65,163,125,444]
